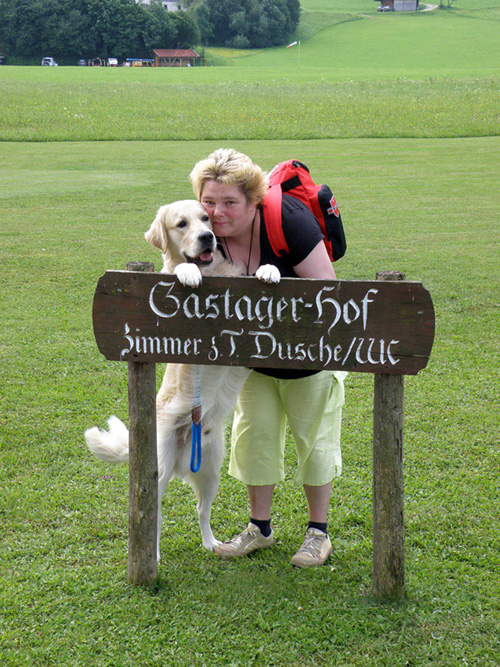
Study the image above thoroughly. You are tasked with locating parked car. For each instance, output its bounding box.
[107,57,118,67]
[77,59,87,66]
[41,57,58,66]
[0,55,6,66]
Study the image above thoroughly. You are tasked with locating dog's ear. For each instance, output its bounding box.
[145,206,168,252]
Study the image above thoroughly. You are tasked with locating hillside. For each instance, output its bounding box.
[205,0,500,81]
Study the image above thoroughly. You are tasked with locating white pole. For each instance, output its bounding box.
[287,40,300,68]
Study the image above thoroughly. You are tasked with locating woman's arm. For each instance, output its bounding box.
[293,241,337,280]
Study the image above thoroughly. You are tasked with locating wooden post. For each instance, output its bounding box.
[126,261,158,585]
[372,270,406,599]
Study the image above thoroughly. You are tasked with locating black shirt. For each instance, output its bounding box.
[256,195,326,379]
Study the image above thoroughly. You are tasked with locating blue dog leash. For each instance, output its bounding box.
[191,421,201,473]
[191,366,202,473]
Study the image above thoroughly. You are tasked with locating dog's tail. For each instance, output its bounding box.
[84,415,130,463]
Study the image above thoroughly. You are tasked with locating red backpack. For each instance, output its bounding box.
[263,160,346,262]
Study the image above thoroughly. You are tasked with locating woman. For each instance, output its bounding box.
[190,148,346,567]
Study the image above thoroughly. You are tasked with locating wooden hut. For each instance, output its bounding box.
[152,49,201,67]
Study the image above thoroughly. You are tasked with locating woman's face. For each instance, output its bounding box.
[200,180,257,239]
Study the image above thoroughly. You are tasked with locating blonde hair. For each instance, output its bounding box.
[190,148,268,206]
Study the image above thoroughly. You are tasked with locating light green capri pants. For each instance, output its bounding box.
[229,370,347,487]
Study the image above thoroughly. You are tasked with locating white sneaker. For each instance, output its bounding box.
[214,522,275,558]
[290,528,332,568]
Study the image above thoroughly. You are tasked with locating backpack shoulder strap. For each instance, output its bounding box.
[262,184,287,257]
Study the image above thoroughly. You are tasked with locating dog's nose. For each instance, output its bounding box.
[198,231,215,246]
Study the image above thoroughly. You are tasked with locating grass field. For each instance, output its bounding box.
[1,72,498,141]
[1,2,500,141]
[1,1,500,665]
[1,138,499,665]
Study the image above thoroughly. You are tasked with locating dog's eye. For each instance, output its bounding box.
[177,220,187,228]
[202,215,209,222]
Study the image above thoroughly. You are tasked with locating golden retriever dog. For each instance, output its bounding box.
[85,200,280,558]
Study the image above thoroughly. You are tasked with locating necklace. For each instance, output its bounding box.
[223,213,257,276]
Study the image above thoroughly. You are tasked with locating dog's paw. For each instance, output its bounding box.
[256,264,281,284]
[174,263,202,287]
[203,538,222,551]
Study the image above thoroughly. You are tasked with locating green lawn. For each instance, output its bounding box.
[1,136,499,666]
[1,70,498,141]
[2,4,500,141]
[1,1,500,664]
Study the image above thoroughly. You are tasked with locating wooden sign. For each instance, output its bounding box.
[92,271,434,375]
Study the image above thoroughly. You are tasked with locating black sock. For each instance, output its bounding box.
[308,521,328,535]
[250,517,272,537]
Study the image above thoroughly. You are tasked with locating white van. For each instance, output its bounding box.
[41,57,58,66]
[107,57,118,67]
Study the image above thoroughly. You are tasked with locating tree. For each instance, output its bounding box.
[142,0,178,52]
[198,0,300,49]
[107,0,147,60]
[85,0,146,59]
[0,0,62,59]
[188,2,213,45]
[203,0,241,45]
[170,11,200,49]
[286,0,301,28]
[0,0,299,63]
[0,0,147,63]
[261,0,293,46]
